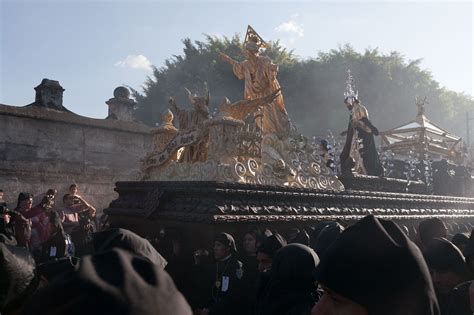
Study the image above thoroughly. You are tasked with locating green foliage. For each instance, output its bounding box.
[133,36,473,139]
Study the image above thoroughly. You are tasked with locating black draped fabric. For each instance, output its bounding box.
[314,215,440,315]
[357,117,383,176]
[24,248,192,315]
[258,244,319,315]
[93,228,167,269]
[340,115,383,176]
[339,118,355,176]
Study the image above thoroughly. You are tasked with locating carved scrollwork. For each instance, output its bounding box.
[319,176,329,189]
[247,159,259,176]
[235,162,247,177]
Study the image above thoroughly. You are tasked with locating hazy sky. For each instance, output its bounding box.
[1,0,472,119]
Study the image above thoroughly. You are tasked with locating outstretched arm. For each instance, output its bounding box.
[218,52,238,66]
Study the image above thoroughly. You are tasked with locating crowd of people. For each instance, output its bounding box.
[0,185,97,258]
[1,187,474,315]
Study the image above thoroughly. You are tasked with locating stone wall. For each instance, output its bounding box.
[0,102,151,212]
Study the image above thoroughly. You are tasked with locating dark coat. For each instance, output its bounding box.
[208,255,244,315]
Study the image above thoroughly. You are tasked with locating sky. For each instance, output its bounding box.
[0,0,472,119]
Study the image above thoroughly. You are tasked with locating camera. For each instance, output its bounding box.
[0,202,8,215]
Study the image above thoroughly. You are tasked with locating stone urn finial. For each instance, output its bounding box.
[106,86,136,122]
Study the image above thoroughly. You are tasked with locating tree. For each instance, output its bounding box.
[133,36,473,140]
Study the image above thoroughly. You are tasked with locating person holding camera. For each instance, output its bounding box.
[2,190,56,249]
[57,193,96,235]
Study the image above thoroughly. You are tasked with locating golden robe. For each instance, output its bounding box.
[232,56,290,135]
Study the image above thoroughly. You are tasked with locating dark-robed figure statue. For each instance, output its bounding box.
[340,97,383,177]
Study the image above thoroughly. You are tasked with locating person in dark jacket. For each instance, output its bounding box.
[423,237,472,314]
[256,233,287,273]
[241,228,263,314]
[312,215,440,315]
[199,232,244,315]
[189,249,214,311]
[254,233,288,314]
[241,228,263,284]
[258,243,319,315]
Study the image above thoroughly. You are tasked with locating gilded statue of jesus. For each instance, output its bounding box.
[219,26,291,136]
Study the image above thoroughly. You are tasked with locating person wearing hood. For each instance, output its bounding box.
[312,215,440,315]
[313,222,344,257]
[288,228,310,246]
[257,243,319,315]
[199,232,244,315]
[92,228,167,269]
[241,228,264,315]
[256,233,287,273]
[423,237,472,314]
[24,248,192,315]
[253,233,288,314]
[418,218,448,250]
[241,228,263,283]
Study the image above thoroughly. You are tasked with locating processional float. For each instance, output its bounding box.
[105,26,474,251]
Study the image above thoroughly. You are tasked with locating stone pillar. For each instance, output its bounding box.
[106,86,136,122]
[151,109,178,153]
[33,78,66,111]
[206,114,244,164]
